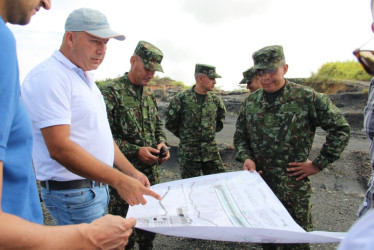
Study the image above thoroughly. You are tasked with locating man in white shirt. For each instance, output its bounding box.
[22,8,160,225]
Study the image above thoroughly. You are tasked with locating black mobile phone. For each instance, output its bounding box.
[159,146,170,159]
[151,146,170,158]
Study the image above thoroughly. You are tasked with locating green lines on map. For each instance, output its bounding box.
[214,183,250,227]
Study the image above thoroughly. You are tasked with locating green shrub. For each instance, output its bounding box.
[96,77,118,88]
[149,75,187,88]
[311,61,372,82]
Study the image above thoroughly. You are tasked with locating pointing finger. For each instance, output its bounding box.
[145,189,162,201]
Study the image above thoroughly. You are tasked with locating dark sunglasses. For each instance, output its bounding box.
[353,49,374,76]
[256,68,278,76]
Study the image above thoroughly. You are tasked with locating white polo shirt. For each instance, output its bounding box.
[21,50,114,181]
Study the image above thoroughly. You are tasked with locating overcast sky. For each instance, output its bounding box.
[8,0,373,91]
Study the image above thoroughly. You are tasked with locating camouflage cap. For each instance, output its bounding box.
[195,64,221,78]
[239,66,256,84]
[134,41,163,72]
[252,45,285,70]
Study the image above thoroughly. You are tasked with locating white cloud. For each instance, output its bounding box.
[8,0,374,91]
[181,0,270,25]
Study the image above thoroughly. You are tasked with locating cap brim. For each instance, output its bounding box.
[213,73,221,78]
[253,64,270,70]
[239,78,247,84]
[142,60,164,73]
[154,64,164,73]
[86,30,125,41]
[254,62,283,70]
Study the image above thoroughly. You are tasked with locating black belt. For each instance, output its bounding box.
[40,179,104,190]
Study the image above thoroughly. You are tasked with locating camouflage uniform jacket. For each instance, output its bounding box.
[100,74,167,167]
[234,80,350,172]
[165,85,226,162]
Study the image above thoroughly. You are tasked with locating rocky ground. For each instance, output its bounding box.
[43,84,372,250]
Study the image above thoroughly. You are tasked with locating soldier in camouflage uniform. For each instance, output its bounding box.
[165,64,226,178]
[100,41,170,250]
[239,66,262,92]
[233,45,350,250]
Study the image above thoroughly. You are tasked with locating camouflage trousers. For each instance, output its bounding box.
[108,164,160,250]
[261,170,313,250]
[179,157,225,179]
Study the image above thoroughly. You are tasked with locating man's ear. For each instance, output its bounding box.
[283,64,289,75]
[197,74,205,83]
[130,55,136,65]
[64,31,75,47]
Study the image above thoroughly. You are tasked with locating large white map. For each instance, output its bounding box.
[127,171,345,243]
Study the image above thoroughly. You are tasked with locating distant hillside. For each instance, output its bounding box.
[288,78,369,94]
[149,76,186,88]
[96,60,372,95]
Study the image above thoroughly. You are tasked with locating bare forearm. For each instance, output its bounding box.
[49,139,123,187]
[0,212,88,250]
[41,125,160,204]
[0,212,135,249]
[0,164,86,249]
